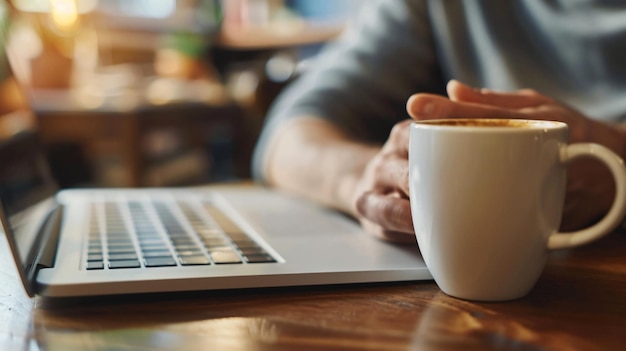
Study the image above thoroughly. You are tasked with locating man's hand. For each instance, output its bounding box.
[353,119,416,243]
[406,80,626,231]
[408,80,595,144]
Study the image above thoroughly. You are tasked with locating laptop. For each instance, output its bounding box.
[0,7,429,299]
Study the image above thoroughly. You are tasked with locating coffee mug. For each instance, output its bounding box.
[408,119,626,301]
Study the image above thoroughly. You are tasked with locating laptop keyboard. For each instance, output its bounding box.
[85,199,277,270]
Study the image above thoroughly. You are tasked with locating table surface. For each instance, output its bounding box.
[1,221,625,351]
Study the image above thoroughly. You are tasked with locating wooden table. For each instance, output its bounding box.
[1,226,625,351]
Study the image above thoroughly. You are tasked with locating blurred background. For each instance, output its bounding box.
[0,0,362,188]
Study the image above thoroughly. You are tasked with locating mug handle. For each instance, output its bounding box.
[548,143,626,250]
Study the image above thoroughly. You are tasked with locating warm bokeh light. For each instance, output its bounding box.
[49,0,79,31]
[12,0,98,14]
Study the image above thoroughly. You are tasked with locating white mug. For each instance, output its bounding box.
[408,119,626,301]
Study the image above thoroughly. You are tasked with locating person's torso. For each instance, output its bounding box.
[428,0,626,122]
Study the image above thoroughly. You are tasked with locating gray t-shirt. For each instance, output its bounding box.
[252,0,626,182]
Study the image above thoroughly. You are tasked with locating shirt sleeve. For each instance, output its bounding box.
[251,0,446,183]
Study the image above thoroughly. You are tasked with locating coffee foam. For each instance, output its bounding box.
[417,119,561,129]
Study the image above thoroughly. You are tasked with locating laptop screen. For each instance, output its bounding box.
[0,1,59,292]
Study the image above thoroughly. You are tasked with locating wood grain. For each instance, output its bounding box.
[1,228,625,351]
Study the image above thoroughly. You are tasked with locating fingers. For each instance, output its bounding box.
[368,156,410,195]
[406,80,556,121]
[375,120,411,194]
[354,120,415,241]
[356,191,414,234]
[447,80,552,109]
[407,93,520,121]
[406,93,449,120]
[383,119,411,156]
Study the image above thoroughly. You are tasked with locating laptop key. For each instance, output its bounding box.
[238,247,267,255]
[231,238,257,248]
[143,250,173,258]
[108,249,137,255]
[176,249,204,256]
[107,239,133,245]
[202,238,229,247]
[144,257,177,267]
[244,254,276,263]
[87,254,103,261]
[171,239,195,246]
[108,253,139,261]
[179,255,211,265]
[109,260,141,269]
[210,250,242,264]
[86,261,104,270]
[140,243,169,251]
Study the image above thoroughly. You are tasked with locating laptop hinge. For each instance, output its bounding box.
[26,204,63,287]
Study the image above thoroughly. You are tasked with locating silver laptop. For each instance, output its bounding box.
[0,132,430,297]
[0,9,429,299]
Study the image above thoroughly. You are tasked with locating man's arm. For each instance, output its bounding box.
[251,0,442,190]
[261,115,417,243]
[250,0,442,241]
[261,116,379,215]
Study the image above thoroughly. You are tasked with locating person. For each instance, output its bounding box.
[251,0,626,243]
